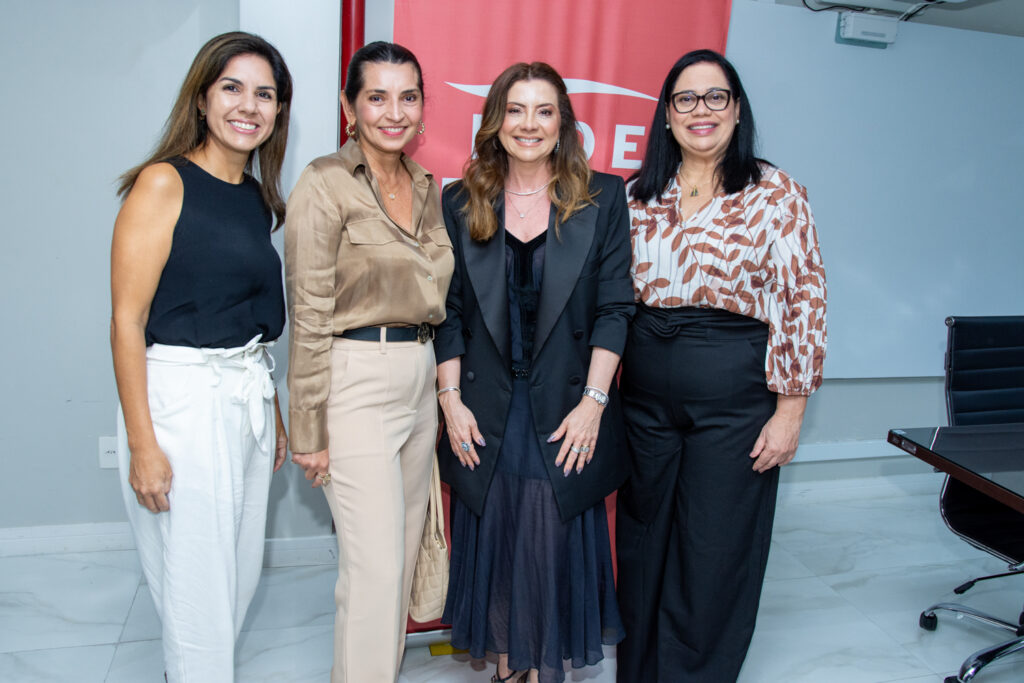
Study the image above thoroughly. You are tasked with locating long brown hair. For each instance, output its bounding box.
[461,62,594,242]
[117,32,293,229]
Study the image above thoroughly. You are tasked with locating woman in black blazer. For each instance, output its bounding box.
[433,62,634,683]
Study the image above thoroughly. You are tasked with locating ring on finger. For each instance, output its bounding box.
[581,445,590,453]
[570,446,581,454]
[460,442,471,452]
[317,472,331,485]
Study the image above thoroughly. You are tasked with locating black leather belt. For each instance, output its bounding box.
[338,323,435,343]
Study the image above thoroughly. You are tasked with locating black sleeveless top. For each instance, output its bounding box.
[145,159,285,348]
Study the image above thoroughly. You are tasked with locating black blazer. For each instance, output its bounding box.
[434,172,635,522]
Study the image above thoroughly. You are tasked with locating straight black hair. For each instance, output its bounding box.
[629,49,766,203]
[343,41,423,103]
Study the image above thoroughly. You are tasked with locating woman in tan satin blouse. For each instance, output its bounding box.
[284,41,453,682]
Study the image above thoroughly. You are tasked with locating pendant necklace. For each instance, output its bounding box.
[678,171,710,198]
[378,173,406,200]
[504,179,551,219]
[505,192,545,220]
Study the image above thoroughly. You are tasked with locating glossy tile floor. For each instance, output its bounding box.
[2,472,1023,682]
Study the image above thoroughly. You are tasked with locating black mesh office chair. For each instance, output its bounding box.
[918,316,1024,683]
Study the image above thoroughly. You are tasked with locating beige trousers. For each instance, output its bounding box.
[323,335,437,683]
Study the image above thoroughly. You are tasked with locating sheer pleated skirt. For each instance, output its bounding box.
[443,381,624,683]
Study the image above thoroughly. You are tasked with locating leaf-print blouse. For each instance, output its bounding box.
[628,166,827,395]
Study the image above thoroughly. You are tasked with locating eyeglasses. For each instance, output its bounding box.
[670,88,732,114]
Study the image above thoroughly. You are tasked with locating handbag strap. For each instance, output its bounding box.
[426,456,445,536]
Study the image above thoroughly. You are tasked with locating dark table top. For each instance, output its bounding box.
[888,423,1024,513]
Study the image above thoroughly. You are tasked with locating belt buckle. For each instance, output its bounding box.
[417,322,435,344]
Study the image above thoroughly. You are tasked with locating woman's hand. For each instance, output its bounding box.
[292,449,331,488]
[273,393,288,473]
[550,397,603,477]
[439,392,484,470]
[549,348,619,477]
[749,394,807,472]
[129,444,173,513]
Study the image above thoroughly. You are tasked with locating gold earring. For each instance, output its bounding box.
[345,122,355,138]
[418,121,425,135]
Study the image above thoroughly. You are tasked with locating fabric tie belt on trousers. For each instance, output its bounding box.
[146,335,276,452]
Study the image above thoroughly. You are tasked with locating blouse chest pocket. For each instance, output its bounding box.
[345,220,402,246]
[421,224,453,250]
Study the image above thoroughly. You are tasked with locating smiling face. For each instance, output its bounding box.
[667,61,739,165]
[342,61,423,158]
[197,53,279,159]
[497,78,561,169]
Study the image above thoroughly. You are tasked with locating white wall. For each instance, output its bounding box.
[1,0,238,529]
[239,0,341,539]
[0,0,341,538]
[3,0,1010,537]
[729,0,1024,379]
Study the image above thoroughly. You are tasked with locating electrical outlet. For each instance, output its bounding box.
[98,436,118,469]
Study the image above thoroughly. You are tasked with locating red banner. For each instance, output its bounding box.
[394,0,731,184]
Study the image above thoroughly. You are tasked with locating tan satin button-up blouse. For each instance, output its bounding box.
[284,139,454,452]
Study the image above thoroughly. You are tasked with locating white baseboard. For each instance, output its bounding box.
[405,628,451,649]
[0,523,337,566]
[0,438,913,558]
[794,438,901,463]
[0,522,135,558]
[263,535,337,567]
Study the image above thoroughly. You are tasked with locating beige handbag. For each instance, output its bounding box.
[408,457,449,622]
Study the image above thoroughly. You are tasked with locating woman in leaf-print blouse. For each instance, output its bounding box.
[615,50,826,683]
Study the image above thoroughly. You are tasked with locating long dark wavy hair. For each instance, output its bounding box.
[461,62,594,242]
[629,49,766,204]
[117,32,293,229]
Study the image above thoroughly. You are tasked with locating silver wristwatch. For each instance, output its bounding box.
[582,385,609,407]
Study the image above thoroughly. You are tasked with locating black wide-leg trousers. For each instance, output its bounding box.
[616,306,778,683]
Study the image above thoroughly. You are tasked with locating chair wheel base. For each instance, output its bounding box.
[944,677,961,683]
[920,612,939,631]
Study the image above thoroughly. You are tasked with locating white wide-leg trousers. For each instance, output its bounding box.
[117,338,275,683]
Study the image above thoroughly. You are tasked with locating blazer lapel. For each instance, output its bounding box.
[463,195,510,363]
[534,202,596,360]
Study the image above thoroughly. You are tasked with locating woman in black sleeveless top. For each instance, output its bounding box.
[110,32,292,682]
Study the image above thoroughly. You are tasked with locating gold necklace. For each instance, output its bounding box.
[376,170,408,201]
[380,179,402,200]
[678,172,712,198]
